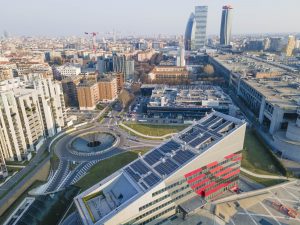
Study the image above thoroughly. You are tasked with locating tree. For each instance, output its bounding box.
[118,89,134,109]
[203,64,214,75]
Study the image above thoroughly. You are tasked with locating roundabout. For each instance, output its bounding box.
[70,131,118,155]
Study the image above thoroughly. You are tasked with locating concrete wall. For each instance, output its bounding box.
[0,158,50,216]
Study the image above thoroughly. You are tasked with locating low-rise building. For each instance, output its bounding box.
[210,53,300,162]
[145,85,234,123]
[148,66,189,84]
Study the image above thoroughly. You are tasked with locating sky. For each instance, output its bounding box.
[1,0,299,37]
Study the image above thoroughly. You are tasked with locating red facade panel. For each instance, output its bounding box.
[210,165,223,174]
[223,169,240,180]
[207,161,218,168]
[187,174,206,184]
[191,178,210,189]
[184,167,202,178]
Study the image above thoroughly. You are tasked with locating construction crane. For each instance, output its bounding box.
[84,32,98,53]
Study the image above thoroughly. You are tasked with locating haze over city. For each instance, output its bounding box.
[1,0,300,36]
[1,1,300,225]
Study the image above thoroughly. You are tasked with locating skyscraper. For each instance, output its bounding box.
[192,6,208,50]
[184,13,195,51]
[220,5,233,46]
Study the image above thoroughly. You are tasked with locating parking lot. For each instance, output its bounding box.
[229,180,300,225]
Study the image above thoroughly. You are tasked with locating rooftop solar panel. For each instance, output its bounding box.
[143,173,160,187]
[140,182,148,190]
[130,160,150,175]
[125,167,141,182]
[202,115,217,125]
[214,121,233,133]
[144,149,164,165]
[154,159,179,176]
[172,150,195,165]
[159,140,181,154]
[205,117,223,128]
[189,134,211,148]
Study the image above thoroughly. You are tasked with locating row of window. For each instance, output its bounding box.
[138,206,176,225]
[130,190,193,224]
[152,179,186,197]
[194,173,239,194]
[187,159,240,184]
[140,184,190,211]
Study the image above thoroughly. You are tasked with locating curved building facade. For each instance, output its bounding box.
[220,5,233,46]
[184,13,195,51]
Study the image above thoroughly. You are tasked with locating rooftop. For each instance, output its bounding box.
[148,85,232,109]
[243,77,300,109]
[76,112,245,224]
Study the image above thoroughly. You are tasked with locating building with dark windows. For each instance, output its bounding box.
[75,112,246,225]
[220,5,233,46]
[184,13,195,51]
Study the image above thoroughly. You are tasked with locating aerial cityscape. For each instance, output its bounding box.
[0,1,300,225]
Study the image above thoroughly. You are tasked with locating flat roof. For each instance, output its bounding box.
[243,78,300,109]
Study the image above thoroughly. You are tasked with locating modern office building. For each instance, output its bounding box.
[220,5,233,46]
[209,54,300,162]
[112,54,135,81]
[125,60,135,80]
[269,37,283,52]
[146,85,234,124]
[0,78,66,162]
[75,112,246,225]
[184,13,195,51]
[192,6,208,50]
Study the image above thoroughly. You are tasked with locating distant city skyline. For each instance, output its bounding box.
[1,0,300,37]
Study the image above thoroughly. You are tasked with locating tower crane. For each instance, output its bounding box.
[84,32,98,52]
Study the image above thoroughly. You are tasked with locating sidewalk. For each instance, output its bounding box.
[241,167,288,180]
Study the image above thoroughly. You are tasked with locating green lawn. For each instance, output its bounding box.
[124,123,188,137]
[242,129,284,175]
[75,149,150,191]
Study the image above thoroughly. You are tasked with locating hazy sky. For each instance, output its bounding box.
[1,0,299,36]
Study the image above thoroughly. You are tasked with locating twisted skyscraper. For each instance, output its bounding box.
[220,5,233,46]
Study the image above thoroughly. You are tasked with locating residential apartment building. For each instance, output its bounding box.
[61,75,81,107]
[77,80,100,110]
[98,77,118,102]
[75,112,246,225]
[0,78,66,162]
[53,64,81,80]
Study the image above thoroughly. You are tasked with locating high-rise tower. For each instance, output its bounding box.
[193,6,208,50]
[184,13,195,51]
[220,5,233,46]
